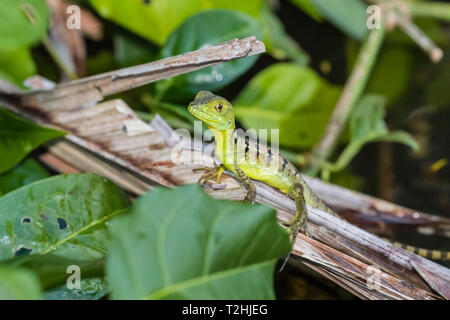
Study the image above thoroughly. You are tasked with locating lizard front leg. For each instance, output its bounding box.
[193,162,225,185]
[235,167,256,203]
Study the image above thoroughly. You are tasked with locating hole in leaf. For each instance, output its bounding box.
[15,246,32,256]
[21,217,32,224]
[57,217,67,230]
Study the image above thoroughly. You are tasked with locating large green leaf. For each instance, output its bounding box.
[0,267,42,299]
[89,0,263,45]
[308,0,367,40]
[0,254,106,300]
[1,254,103,286]
[0,107,65,174]
[157,9,262,100]
[329,95,419,173]
[0,157,49,196]
[107,184,290,300]
[0,173,131,261]
[0,0,50,51]
[0,47,36,87]
[234,63,341,149]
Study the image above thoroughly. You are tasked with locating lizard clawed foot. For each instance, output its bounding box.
[193,163,224,185]
[286,214,311,244]
[242,183,256,204]
[301,224,312,238]
[243,193,255,203]
[280,215,308,272]
[279,223,311,272]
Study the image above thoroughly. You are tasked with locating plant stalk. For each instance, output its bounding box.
[304,28,385,176]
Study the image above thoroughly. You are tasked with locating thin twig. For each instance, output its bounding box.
[22,2,78,80]
[372,0,443,62]
[46,0,88,78]
[42,36,79,80]
[393,8,443,62]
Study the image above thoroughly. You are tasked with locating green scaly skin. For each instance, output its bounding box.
[188,91,449,262]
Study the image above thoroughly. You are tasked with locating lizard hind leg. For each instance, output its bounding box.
[193,162,225,185]
[280,183,310,271]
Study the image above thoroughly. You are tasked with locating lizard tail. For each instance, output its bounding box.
[282,179,449,266]
[302,184,450,261]
[385,239,450,261]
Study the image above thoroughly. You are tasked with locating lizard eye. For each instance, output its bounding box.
[215,103,223,112]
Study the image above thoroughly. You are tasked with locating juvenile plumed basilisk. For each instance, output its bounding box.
[188,91,449,263]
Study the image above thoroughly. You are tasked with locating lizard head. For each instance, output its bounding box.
[188,91,235,130]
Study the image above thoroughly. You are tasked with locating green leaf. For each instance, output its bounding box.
[0,254,107,299]
[107,184,290,300]
[89,0,263,45]
[1,254,104,287]
[234,63,341,149]
[0,157,49,196]
[157,9,262,101]
[330,95,419,172]
[0,47,36,87]
[261,4,310,65]
[0,107,65,174]
[0,267,42,299]
[309,0,367,40]
[0,173,131,261]
[0,0,50,51]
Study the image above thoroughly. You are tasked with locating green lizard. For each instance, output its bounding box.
[188,91,450,262]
